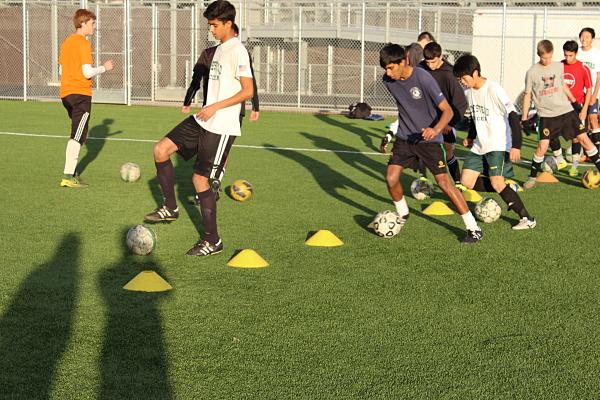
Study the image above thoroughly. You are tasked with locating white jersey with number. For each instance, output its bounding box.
[194,36,253,136]
[466,79,516,155]
[577,46,600,99]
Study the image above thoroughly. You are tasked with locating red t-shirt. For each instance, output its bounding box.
[562,59,592,104]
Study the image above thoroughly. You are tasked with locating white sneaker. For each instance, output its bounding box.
[512,217,536,230]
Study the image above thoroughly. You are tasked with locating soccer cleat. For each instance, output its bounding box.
[462,229,483,244]
[144,205,179,222]
[60,176,88,188]
[556,159,568,171]
[568,166,579,177]
[512,217,537,230]
[455,183,467,192]
[522,177,537,190]
[185,239,223,256]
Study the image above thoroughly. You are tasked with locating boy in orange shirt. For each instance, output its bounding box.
[59,9,113,188]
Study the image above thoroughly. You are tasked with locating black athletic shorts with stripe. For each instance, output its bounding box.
[389,139,448,175]
[166,116,235,178]
[538,110,585,141]
[61,94,92,144]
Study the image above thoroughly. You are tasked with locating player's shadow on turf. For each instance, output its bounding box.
[300,132,386,182]
[314,114,381,152]
[98,229,173,400]
[77,118,122,175]
[265,143,390,216]
[0,232,80,399]
[147,158,206,237]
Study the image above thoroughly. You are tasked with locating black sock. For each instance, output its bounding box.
[572,142,581,155]
[549,137,562,152]
[418,159,427,177]
[591,132,600,146]
[499,186,530,219]
[530,160,542,178]
[195,189,219,244]
[588,152,600,172]
[472,176,495,192]
[155,160,177,210]
[447,155,461,183]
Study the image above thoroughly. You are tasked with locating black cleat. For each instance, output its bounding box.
[186,239,223,257]
[462,229,483,244]
[144,205,179,222]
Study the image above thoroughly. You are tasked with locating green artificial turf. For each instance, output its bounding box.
[0,100,599,399]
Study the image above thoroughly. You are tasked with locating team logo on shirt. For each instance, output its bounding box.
[542,128,550,137]
[438,160,446,168]
[410,87,422,99]
[564,72,575,88]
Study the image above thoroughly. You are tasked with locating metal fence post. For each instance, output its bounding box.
[51,0,58,83]
[360,2,365,102]
[500,1,506,86]
[543,6,547,39]
[125,0,132,105]
[95,3,101,90]
[151,3,157,102]
[418,6,422,34]
[297,6,302,109]
[22,0,27,101]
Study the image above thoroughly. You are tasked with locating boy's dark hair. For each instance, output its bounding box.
[233,23,239,35]
[563,40,579,53]
[417,31,436,43]
[453,54,481,78]
[203,0,236,22]
[423,42,443,60]
[579,27,596,39]
[380,43,405,68]
[537,39,553,56]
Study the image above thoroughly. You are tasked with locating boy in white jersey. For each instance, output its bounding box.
[521,40,600,189]
[144,0,254,257]
[578,27,600,150]
[453,55,536,230]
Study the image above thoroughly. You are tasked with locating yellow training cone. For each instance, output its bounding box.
[462,189,482,203]
[536,172,559,183]
[123,270,173,292]
[227,249,269,268]
[305,230,344,247]
[423,201,455,216]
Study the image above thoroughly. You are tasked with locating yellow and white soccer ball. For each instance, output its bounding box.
[474,197,502,223]
[230,179,253,201]
[582,169,600,189]
[126,224,156,255]
[120,162,141,182]
[371,210,404,238]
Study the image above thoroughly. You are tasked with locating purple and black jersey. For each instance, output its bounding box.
[383,67,446,144]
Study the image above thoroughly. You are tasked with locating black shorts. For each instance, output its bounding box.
[443,127,457,144]
[166,116,236,178]
[538,111,585,141]
[389,139,448,175]
[61,94,92,144]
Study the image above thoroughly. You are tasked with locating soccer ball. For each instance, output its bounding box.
[582,169,600,189]
[372,210,404,238]
[541,156,557,173]
[230,179,253,201]
[505,179,523,192]
[474,197,502,223]
[410,178,434,200]
[120,162,141,182]
[126,224,156,255]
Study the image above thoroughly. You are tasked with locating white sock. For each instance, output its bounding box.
[573,153,580,168]
[63,139,81,175]
[586,147,599,157]
[393,197,409,217]
[461,211,480,231]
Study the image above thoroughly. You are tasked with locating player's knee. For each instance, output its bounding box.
[153,142,169,161]
[460,177,474,190]
[490,178,505,193]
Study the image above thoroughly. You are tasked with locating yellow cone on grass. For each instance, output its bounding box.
[423,201,455,216]
[305,230,344,247]
[227,249,269,268]
[123,270,173,292]
[536,171,559,183]
[462,189,482,203]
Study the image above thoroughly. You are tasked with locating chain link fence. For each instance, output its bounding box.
[1,0,599,111]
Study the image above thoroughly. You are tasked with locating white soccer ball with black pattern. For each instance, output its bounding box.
[474,197,502,223]
[120,162,141,182]
[410,178,433,200]
[372,210,404,238]
[126,224,156,255]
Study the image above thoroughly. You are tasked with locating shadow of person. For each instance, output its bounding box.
[264,143,391,216]
[98,229,173,400]
[299,131,386,183]
[313,113,381,152]
[0,233,81,398]
[77,118,122,175]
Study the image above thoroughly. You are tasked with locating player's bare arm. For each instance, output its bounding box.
[196,76,254,121]
[563,83,576,103]
[422,99,453,140]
